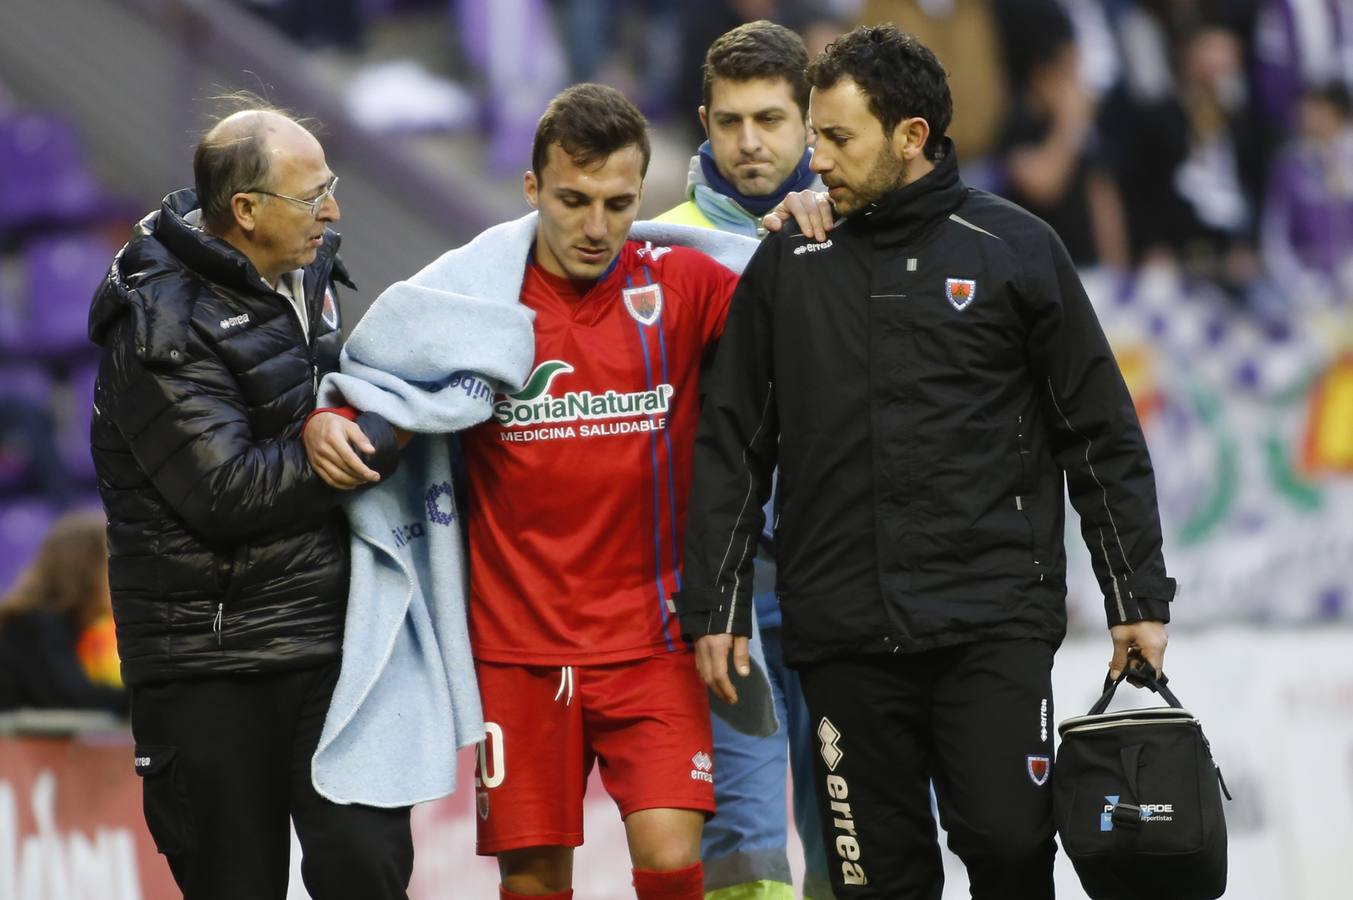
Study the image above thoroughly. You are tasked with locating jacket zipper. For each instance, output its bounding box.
[212,602,224,648]
[1015,415,1042,572]
[285,256,335,398]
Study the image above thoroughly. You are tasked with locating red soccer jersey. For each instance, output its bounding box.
[462,240,738,665]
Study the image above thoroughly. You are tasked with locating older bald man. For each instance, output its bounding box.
[88,104,408,899]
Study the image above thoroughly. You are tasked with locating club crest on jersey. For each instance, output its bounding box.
[945,278,977,311]
[623,282,664,326]
[1027,755,1050,786]
[321,287,340,329]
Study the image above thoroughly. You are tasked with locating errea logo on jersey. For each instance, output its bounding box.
[793,239,833,256]
[690,751,713,783]
[636,242,671,262]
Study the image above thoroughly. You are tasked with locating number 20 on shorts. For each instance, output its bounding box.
[476,722,506,789]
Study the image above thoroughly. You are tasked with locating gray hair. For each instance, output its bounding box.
[192,97,310,231]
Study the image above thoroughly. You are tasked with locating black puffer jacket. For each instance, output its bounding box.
[89,190,354,686]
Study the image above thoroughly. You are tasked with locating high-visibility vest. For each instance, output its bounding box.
[652,200,716,230]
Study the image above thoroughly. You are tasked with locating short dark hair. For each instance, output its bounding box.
[531,83,651,178]
[193,95,308,231]
[806,24,953,160]
[702,21,811,117]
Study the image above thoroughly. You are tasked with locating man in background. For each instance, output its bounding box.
[656,20,833,900]
[88,104,407,899]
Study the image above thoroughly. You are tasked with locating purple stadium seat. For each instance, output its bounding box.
[58,360,99,483]
[0,112,104,235]
[0,363,54,406]
[14,231,111,358]
[0,497,57,595]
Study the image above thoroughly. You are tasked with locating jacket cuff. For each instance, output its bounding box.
[1103,574,1176,626]
[674,588,753,640]
[355,411,401,480]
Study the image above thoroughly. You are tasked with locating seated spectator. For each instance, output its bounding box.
[1253,0,1353,133]
[999,2,1129,268]
[1261,83,1353,307]
[1107,11,1264,287]
[0,509,126,715]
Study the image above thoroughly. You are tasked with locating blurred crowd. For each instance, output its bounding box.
[3,0,1353,712]
[238,0,1353,317]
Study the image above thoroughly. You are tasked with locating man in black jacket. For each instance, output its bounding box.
[88,107,406,899]
[676,26,1175,898]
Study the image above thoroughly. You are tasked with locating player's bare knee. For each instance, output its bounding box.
[633,843,701,873]
[498,846,573,893]
[629,828,701,873]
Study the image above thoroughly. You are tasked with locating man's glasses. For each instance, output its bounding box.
[249,175,339,218]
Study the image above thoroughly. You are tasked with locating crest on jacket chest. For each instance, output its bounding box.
[321,287,340,330]
[945,278,977,311]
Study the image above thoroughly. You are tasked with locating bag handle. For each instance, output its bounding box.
[1088,659,1182,716]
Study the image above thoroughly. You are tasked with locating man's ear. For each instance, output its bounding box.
[230,192,259,232]
[698,105,710,138]
[891,116,931,161]
[523,169,540,209]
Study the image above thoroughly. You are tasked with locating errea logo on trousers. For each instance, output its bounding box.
[818,717,843,771]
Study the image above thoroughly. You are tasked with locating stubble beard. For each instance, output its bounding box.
[836,145,910,216]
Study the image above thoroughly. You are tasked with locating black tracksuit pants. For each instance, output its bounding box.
[130,660,413,900]
[798,638,1057,900]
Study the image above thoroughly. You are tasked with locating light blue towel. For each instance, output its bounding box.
[311,218,536,808]
[312,213,774,808]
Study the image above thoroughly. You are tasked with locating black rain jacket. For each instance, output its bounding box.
[676,143,1176,666]
[88,190,356,686]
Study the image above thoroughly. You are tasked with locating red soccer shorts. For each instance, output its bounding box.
[472,651,716,855]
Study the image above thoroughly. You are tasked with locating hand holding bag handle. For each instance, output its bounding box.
[1090,658,1182,716]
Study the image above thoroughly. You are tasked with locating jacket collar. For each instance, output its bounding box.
[154,188,347,293]
[848,138,967,246]
[88,189,347,355]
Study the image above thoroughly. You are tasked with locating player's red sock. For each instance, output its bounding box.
[499,887,572,900]
[631,862,703,900]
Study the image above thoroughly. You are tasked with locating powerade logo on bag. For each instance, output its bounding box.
[1101,795,1176,830]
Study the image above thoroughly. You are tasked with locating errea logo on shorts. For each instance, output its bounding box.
[690,751,713,783]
